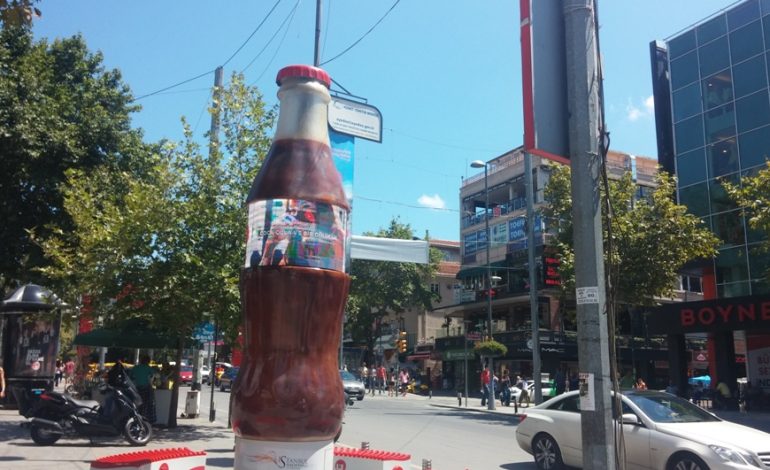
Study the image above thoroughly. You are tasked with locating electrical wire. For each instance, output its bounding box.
[241,0,300,74]
[132,1,283,102]
[133,70,215,102]
[222,0,283,67]
[356,195,459,213]
[319,0,400,66]
[253,0,301,83]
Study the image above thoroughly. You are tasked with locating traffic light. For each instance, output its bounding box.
[398,331,408,353]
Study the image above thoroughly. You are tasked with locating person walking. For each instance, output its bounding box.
[388,368,396,397]
[500,370,512,407]
[128,355,157,423]
[399,369,410,396]
[516,375,530,408]
[377,364,386,395]
[369,366,377,396]
[480,365,491,407]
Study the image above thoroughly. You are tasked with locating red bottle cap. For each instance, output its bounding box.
[276,65,331,88]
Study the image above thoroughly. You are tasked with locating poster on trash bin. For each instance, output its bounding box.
[7,315,60,378]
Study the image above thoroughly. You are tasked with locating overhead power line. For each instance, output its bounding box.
[320,0,400,66]
[132,1,283,102]
[242,0,300,74]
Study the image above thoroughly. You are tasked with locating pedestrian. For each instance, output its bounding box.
[480,365,491,407]
[500,370,512,406]
[360,363,369,391]
[399,369,410,396]
[635,377,648,391]
[129,355,157,423]
[554,368,565,395]
[54,360,63,387]
[369,366,377,396]
[0,363,6,401]
[377,364,386,395]
[388,368,396,397]
[516,375,530,408]
[619,369,635,389]
[64,357,76,385]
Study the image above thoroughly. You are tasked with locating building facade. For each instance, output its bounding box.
[434,146,679,393]
[651,0,770,394]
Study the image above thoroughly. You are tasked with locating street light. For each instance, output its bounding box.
[470,159,496,410]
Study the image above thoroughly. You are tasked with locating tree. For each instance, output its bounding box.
[346,219,441,365]
[542,164,720,308]
[723,161,770,284]
[0,26,148,293]
[0,1,41,28]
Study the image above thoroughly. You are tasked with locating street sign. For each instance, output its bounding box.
[466,332,482,341]
[328,96,382,142]
[192,322,215,342]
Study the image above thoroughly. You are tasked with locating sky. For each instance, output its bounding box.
[32,0,739,242]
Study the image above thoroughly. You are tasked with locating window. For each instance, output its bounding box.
[671,51,700,90]
[733,54,767,98]
[697,15,727,45]
[547,395,580,413]
[430,283,440,294]
[705,103,735,144]
[703,70,733,109]
[673,82,702,121]
[736,90,770,133]
[677,148,707,186]
[698,36,730,77]
[707,138,739,178]
[712,209,746,248]
[675,115,704,154]
[715,246,749,284]
[718,281,752,297]
[738,124,770,169]
[730,20,764,63]
[669,30,697,60]
[708,174,739,213]
[728,0,760,31]
[749,247,770,279]
[678,182,710,217]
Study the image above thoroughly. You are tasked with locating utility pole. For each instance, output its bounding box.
[525,152,541,404]
[208,66,223,423]
[314,0,322,66]
[563,0,614,468]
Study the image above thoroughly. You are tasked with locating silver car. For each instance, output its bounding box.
[515,390,770,469]
[340,370,365,401]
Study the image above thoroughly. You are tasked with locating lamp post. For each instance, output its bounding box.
[471,159,495,410]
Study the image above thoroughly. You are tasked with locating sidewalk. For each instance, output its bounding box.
[0,407,236,470]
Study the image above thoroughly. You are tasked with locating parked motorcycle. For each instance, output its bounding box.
[22,381,152,446]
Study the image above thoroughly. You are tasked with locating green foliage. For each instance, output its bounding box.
[473,339,507,357]
[543,164,720,306]
[37,72,276,345]
[0,1,41,27]
[347,218,441,362]
[0,27,148,293]
[723,161,770,283]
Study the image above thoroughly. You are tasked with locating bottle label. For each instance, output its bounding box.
[245,198,348,272]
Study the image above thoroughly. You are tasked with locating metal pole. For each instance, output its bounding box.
[314,0,322,66]
[525,152,541,404]
[483,164,495,411]
[463,331,468,407]
[563,0,614,467]
[209,318,218,422]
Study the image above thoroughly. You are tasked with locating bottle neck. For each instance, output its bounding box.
[274,79,330,144]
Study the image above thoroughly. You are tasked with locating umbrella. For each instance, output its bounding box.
[74,318,192,349]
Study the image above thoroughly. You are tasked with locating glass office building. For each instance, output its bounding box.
[652,0,770,299]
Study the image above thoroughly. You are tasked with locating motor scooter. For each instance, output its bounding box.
[21,381,153,446]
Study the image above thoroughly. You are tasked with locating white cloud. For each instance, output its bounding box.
[417,194,446,209]
[626,95,655,122]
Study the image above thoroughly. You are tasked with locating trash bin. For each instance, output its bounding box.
[185,390,200,418]
[154,389,171,426]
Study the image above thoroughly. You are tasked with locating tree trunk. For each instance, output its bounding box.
[167,340,183,428]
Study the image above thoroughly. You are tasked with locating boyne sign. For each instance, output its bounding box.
[648,294,770,334]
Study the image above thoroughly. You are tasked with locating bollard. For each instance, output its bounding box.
[361,441,370,450]
[422,458,432,470]
[457,391,462,406]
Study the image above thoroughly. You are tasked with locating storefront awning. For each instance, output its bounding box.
[406,352,432,361]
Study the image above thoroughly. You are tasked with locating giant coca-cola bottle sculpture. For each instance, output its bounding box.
[233,65,350,469]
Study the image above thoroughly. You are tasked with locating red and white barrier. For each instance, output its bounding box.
[332,447,411,470]
[90,447,207,470]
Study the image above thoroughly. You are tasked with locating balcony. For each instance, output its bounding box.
[461,196,527,229]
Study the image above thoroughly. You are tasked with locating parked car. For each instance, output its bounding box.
[219,366,239,392]
[515,389,770,469]
[178,366,193,385]
[340,370,365,401]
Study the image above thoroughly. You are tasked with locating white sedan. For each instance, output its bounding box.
[515,390,770,469]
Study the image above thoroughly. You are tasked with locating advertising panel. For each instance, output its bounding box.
[7,315,60,378]
[463,232,477,255]
[491,222,508,246]
[328,97,382,143]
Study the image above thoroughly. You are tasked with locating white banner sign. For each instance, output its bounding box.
[328,97,382,142]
